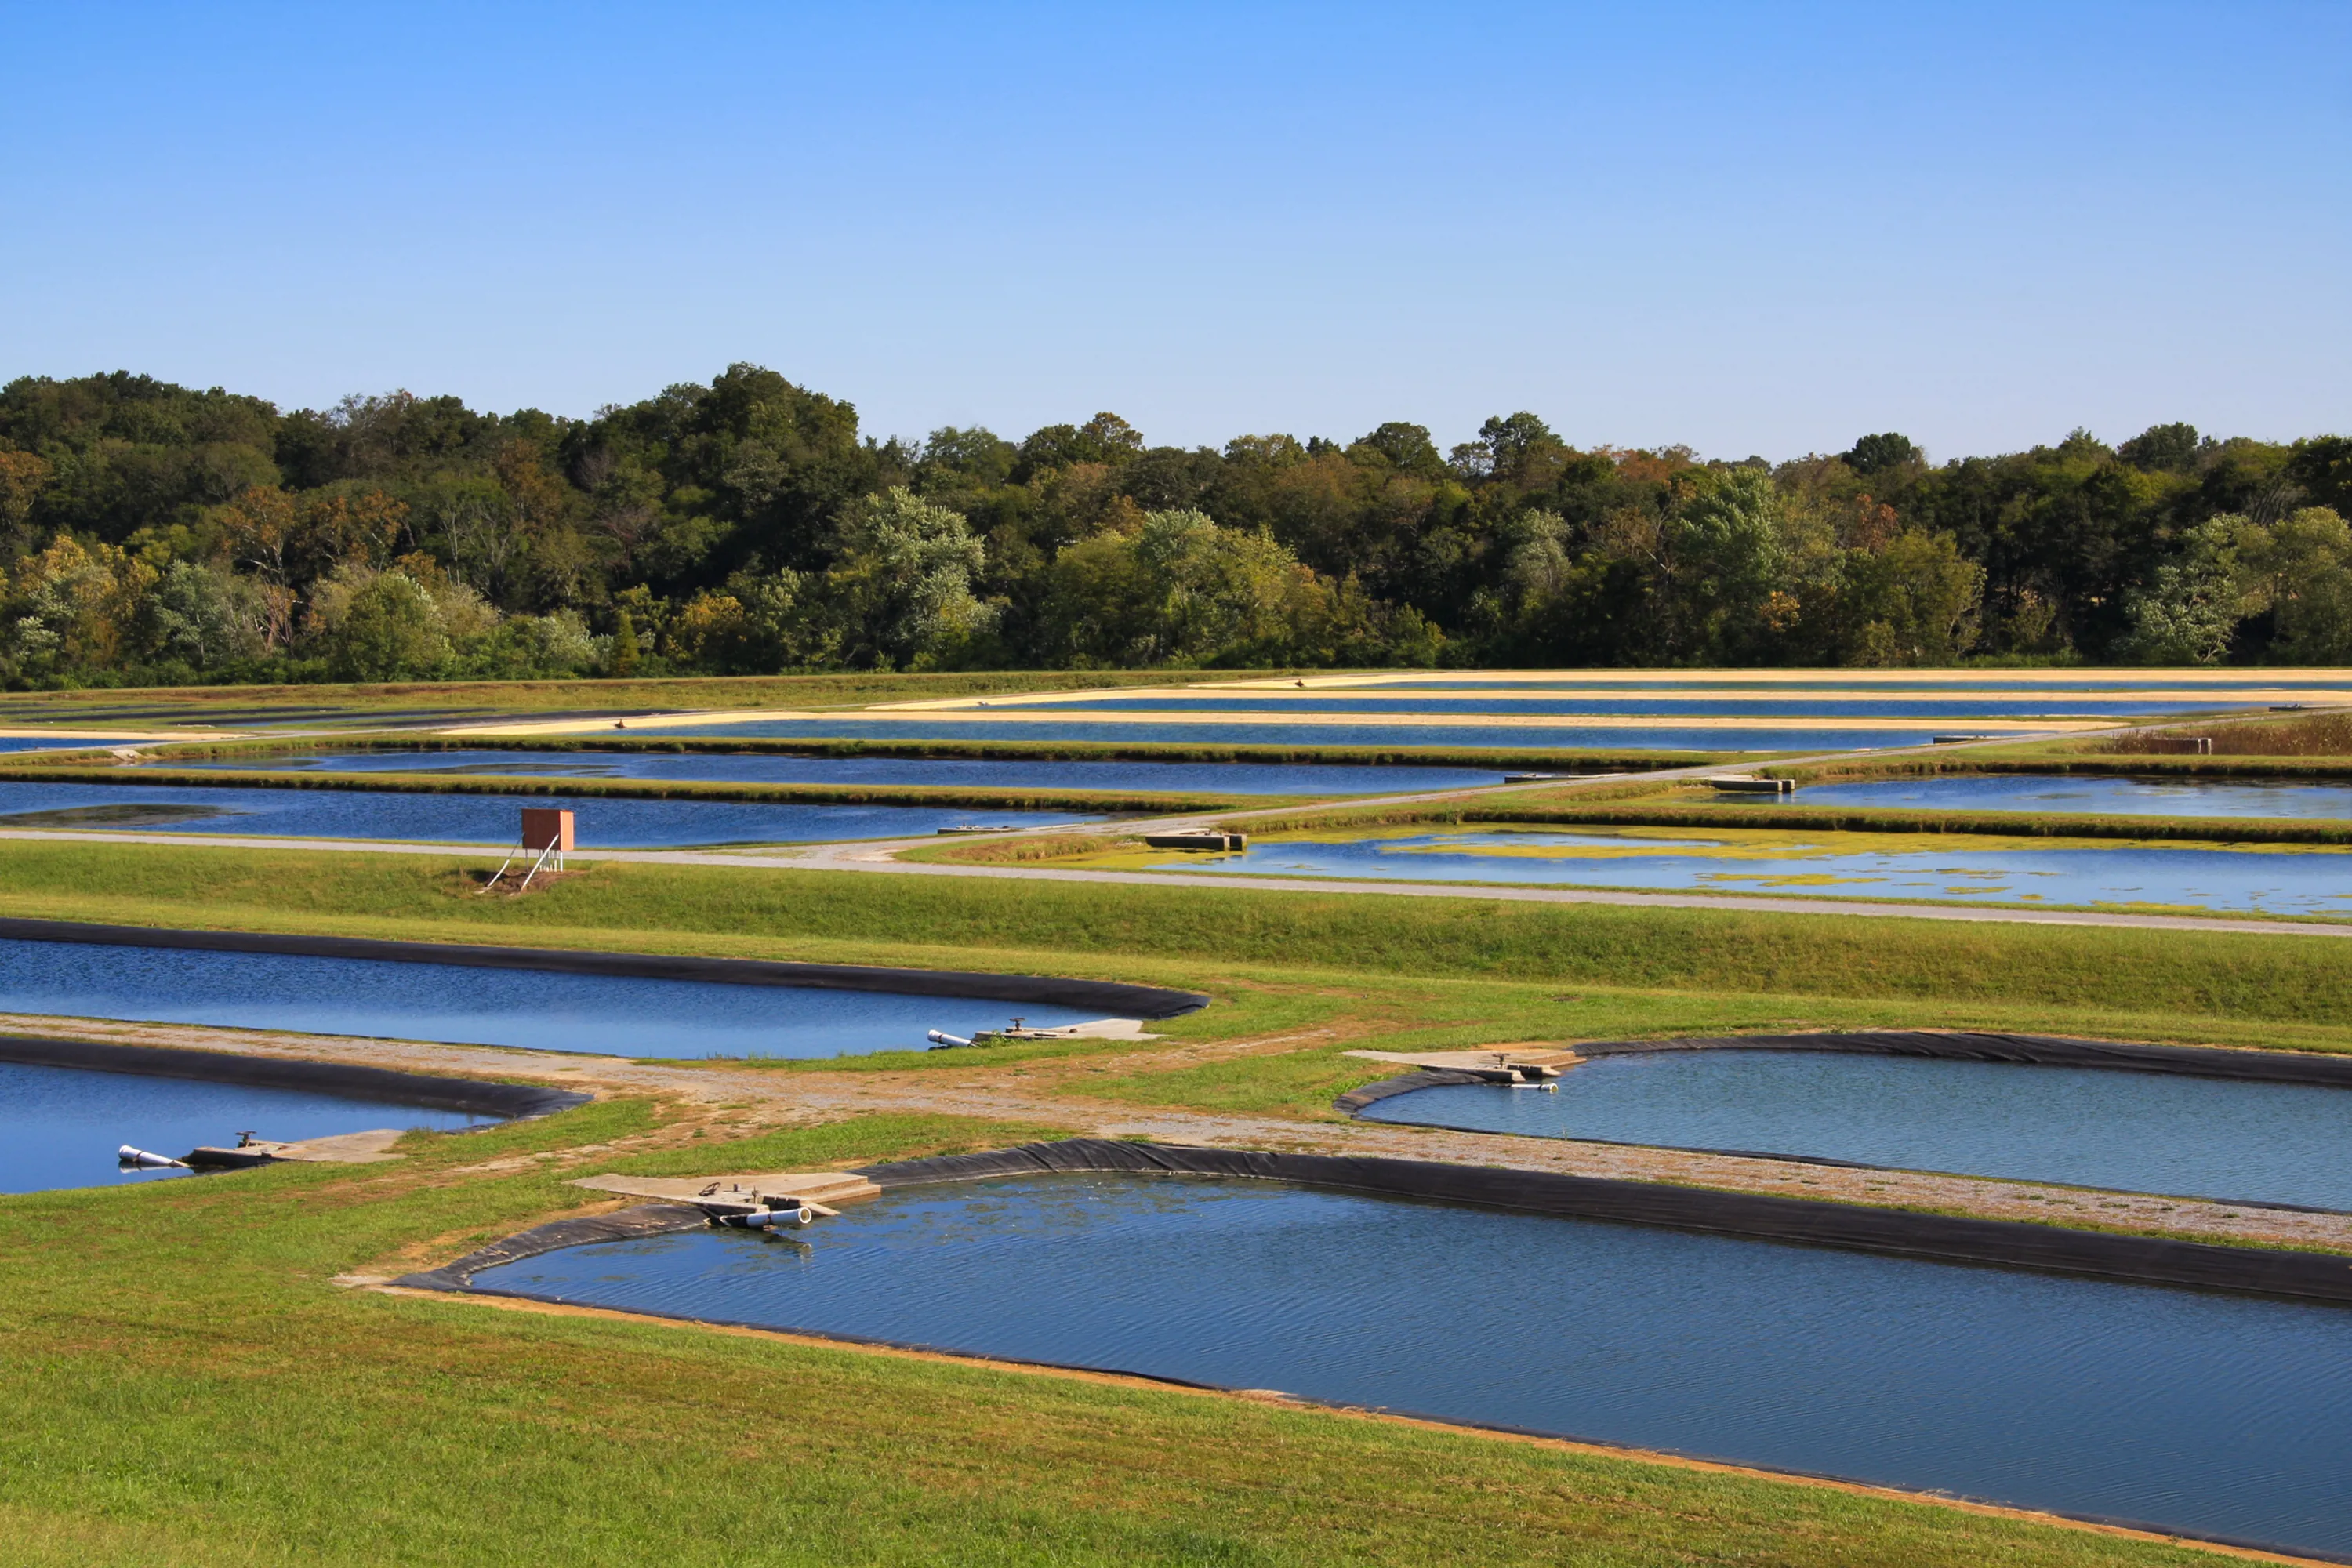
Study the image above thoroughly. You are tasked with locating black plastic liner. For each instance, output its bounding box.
[401,1171,2352,1566]
[397,1203,708,1290]
[856,1139,2352,1305]
[0,1033,590,1120]
[1569,1029,2352,1087]
[0,916,1210,1019]
[1332,1068,1490,1112]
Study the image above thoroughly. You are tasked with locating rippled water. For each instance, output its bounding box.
[1163,827,2352,915]
[0,781,1087,847]
[0,938,1098,1058]
[606,718,1935,752]
[1784,773,2352,818]
[1360,1050,2352,1207]
[472,1171,2352,1557]
[0,1059,487,1193]
[180,748,1510,796]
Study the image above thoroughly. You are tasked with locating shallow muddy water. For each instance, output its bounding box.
[1158,826,2352,916]
[1359,1049,2352,1208]
[0,1059,486,1193]
[0,938,1098,1059]
[0,780,1087,847]
[471,1171,2352,1558]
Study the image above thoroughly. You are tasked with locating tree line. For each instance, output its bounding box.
[0,365,2346,688]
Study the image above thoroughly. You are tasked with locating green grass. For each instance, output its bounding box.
[7,838,2352,1036]
[0,669,1265,725]
[0,761,1269,816]
[0,1105,2281,1567]
[130,731,1756,771]
[1193,777,2352,844]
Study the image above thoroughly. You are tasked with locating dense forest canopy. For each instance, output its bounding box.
[0,365,2347,688]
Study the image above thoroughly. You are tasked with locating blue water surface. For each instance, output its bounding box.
[603,719,1937,752]
[0,1059,486,1193]
[0,938,1098,1058]
[1167,829,2352,915]
[179,748,1511,796]
[473,1171,2352,1559]
[1359,1051,2352,1207]
[988,695,2238,718]
[0,781,1089,847]
[1370,676,2352,692]
[1785,773,2352,819]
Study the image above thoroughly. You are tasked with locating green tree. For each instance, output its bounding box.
[2231,507,2352,662]
[2118,517,2244,664]
[1835,530,1984,666]
[321,572,451,680]
[823,488,996,669]
[1844,433,1922,475]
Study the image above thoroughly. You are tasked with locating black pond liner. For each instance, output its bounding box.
[0,916,1210,1021]
[0,1033,590,1121]
[1334,1030,2352,1210]
[400,1139,2352,1565]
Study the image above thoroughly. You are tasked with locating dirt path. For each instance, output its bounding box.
[21,1011,2351,1254]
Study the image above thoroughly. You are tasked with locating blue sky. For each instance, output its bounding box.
[2,2,2346,460]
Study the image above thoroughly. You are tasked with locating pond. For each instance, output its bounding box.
[1151,825,2352,916]
[587,717,1945,753]
[1357,1049,2352,1209]
[0,1058,488,1193]
[0,781,1091,848]
[1780,772,2352,819]
[470,1171,2352,1559]
[982,693,2237,718]
[0,938,1102,1059]
[177,748,1513,796]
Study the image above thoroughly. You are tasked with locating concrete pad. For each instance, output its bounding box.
[1345,1047,1585,1071]
[572,1171,883,1206]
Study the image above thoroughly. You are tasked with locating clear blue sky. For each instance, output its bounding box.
[3,2,2346,462]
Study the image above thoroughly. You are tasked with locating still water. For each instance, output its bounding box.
[1784,773,2352,819]
[1359,1050,2352,1208]
[0,1059,486,1193]
[0,781,1086,848]
[988,694,2230,718]
[0,938,1098,1059]
[1160,826,2352,916]
[600,718,1935,752]
[474,1171,2352,1557]
[183,748,1511,796]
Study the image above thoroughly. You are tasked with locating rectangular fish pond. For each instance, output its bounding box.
[172,748,1516,796]
[1358,1047,2352,1210]
[574,717,1962,752]
[0,938,1108,1059]
[976,693,2237,719]
[0,1058,490,1193]
[466,1170,2352,1559]
[0,781,1091,848]
[1777,772,2352,819]
[1134,824,2352,916]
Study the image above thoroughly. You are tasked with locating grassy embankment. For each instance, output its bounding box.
[2,836,2347,1562]
[0,669,1270,728]
[1142,775,2352,845]
[2,1102,2272,1568]
[1768,710,2352,782]
[7,837,2352,1110]
[0,760,1274,818]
